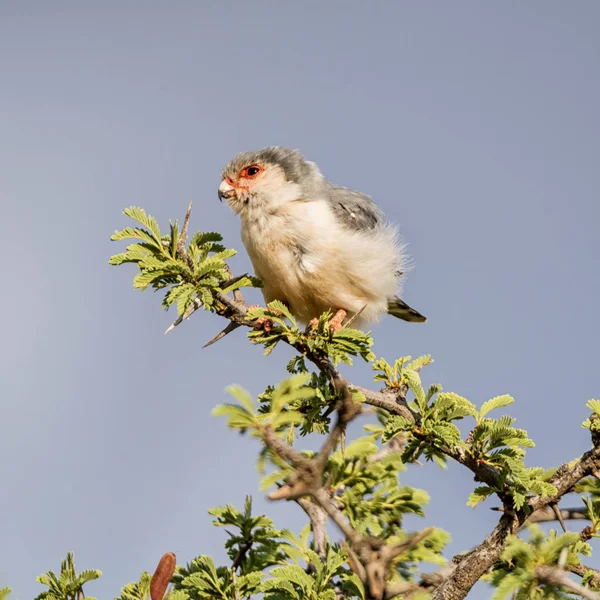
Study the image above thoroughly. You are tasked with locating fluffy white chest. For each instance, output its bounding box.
[240,200,336,301]
[238,197,399,325]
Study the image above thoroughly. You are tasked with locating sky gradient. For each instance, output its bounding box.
[1,2,599,598]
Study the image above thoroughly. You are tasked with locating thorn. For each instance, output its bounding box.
[551,502,568,533]
[165,298,202,334]
[344,304,367,329]
[202,321,241,348]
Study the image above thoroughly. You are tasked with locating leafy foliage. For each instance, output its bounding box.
[115,572,150,600]
[371,358,557,510]
[582,399,600,432]
[34,552,101,600]
[487,525,592,599]
[8,207,591,600]
[247,303,375,366]
[109,207,259,316]
[326,435,430,538]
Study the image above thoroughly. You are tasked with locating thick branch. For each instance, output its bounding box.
[296,498,328,560]
[432,514,519,600]
[531,450,600,511]
[261,426,307,468]
[191,266,600,600]
[434,446,600,600]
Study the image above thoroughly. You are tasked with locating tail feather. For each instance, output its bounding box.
[387,297,427,323]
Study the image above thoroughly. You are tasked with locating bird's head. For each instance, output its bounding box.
[218,147,324,215]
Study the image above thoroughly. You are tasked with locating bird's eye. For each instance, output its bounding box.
[241,165,262,178]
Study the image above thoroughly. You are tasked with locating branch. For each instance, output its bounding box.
[531,450,600,512]
[512,505,588,526]
[176,201,194,271]
[261,426,307,468]
[432,513,519,600]
[315,378,361,467]
[296,498,328,560]
[566,564,600,590]
[434,445,600,600]
[535,565,600,600]
[177,262,600,599]
[312,487,365,548]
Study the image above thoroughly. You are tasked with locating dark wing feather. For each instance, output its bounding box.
[326,184,384,232]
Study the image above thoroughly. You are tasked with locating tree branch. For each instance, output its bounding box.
[535,565,600,600]
[296,498,328,560]
[566,564,600,590]
[187,267,600,600]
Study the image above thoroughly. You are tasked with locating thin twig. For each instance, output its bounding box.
[224,264,245,304]
[535,565,600,600]
[566,564,600,589]
[176,201,195,271]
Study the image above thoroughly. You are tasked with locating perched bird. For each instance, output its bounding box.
[218,147,425,331]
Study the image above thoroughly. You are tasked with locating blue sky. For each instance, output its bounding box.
[1,2,599,598]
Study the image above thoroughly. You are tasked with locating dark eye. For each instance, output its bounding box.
[241,165,262,178]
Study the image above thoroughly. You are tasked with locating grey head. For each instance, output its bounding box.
[221,147,322,188]
[218,146,384,232]
[217,147,326,213]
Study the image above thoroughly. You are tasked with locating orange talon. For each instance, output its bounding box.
[248,305,282,333]
[256,317,274,332]
[307,317,319,331]
[329,309,347,333]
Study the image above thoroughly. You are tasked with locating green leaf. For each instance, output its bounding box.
[0,588,12,600]
[212,403,256,429]
[123,206,162,244]
[480,395,514,419]
[403,369,426,411]
[587,399,600,415]
[467,486,495,508]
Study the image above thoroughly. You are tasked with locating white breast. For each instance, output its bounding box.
[240,198,401,325]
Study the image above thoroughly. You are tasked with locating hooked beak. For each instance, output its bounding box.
[218,179,236,202]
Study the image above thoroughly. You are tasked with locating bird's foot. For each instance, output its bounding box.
[329,309,347,333]
[306,309,347,334]
[248,305,281,333]
[307,317,319,332]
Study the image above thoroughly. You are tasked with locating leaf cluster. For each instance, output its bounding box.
[374,358,556,510]
[487,525,592,599]
[34,552,101,600]
[247,303,375,366]
[110,207,258,316]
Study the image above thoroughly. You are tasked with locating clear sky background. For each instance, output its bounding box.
[1,2,599,598]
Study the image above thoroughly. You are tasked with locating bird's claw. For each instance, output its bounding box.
[306,317,319,333]
[306,309,347,333]
[248,305,281,333]
[254,316,274,333]
[329,309,347,332]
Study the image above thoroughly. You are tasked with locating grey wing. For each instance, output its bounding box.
[325,184,384,232]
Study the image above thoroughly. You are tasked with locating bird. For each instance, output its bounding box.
[217,146,426,332]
